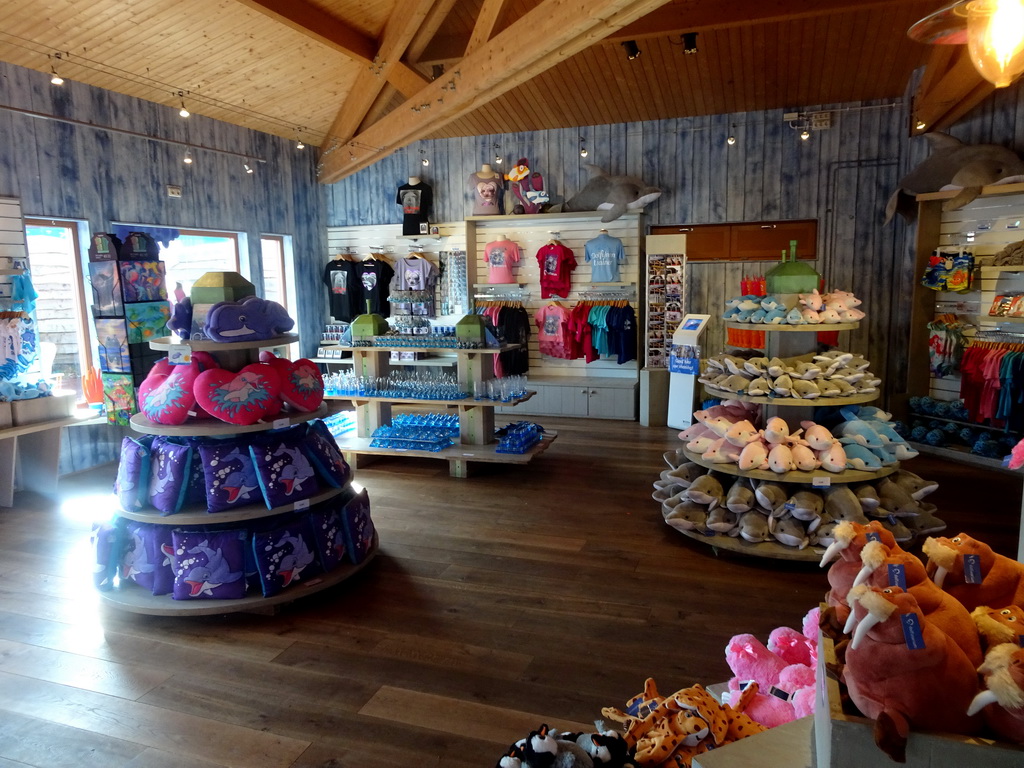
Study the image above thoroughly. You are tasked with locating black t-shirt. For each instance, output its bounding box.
[396,182,433,236]
[355,259,396,317]
[322,260,361,322]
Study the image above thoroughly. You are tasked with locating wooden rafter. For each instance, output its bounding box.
[912,45,993,135]
[325,0,437,148]
[416,0,922,64]
[233,0,429,98]
[318,0,673,184]
[406,0,461,64]
[465,0,511,57]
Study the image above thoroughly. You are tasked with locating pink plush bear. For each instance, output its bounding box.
[725,629,817,728]
[726,633,788,688]
[769,626,815,667]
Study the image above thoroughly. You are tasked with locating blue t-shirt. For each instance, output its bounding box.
[585,233,626,282]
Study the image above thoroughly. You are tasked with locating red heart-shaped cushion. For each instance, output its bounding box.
[138,362,199,425]
[260,354,324,412]
[193,364,282,425]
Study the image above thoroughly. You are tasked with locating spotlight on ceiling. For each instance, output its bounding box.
[800,130,811,140]
[621,40,641,60]
[177,90,190,118]
[183,148,193,165]
[726,136,736,146]
[682,32,699,54]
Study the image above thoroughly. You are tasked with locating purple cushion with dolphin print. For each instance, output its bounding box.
[114,435,152,511]
[170,529,248,600]
[249,427,321,509]
[340,488,376,565]
[308,502,347,572]
[120,521,175,595]
[199,439,261,513]
[251,516,322,597]
[304,419,351,488]
[148,436,192,514]
[184,438,207,505]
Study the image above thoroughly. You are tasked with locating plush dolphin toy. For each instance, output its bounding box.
[565,164,662,222]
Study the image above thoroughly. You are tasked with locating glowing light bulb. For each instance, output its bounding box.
[50,70,64,85]
[726,136,736,146]
[966,0,1024,88]
[800,130,811,140]
[183,149,193,164]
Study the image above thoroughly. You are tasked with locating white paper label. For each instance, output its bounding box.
[294,498,310,511]
[168,345,192,365]
[812,476,831,488]
[273,418,289,430]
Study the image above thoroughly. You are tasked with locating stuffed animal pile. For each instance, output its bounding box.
[167,295,294,342]
[699,350,880,401]
[655,450,943,549]
[136,351,324,426]
[722,289,865,325]
[495,723,635,768]
[721,607,819,728]
[819,524,1024,760]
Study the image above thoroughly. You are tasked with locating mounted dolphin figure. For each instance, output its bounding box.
[564,164,662,222]
[885,132,1024,224]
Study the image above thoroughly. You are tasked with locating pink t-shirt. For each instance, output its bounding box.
[484,239,521,283]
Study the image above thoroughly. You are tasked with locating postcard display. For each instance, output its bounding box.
[644,236,687,369]
[88,232,170,425]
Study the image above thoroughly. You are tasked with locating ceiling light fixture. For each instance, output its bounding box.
[579,136,589,157]
[682,32,699,54]
[244,159,253,174]
[909,0,1024,88]
[916,120,928,131]
[49,53,64,85]
[493,143,503,165]
[800,129,811,140]
[177,91,190,118]
[621,40,642,60]
[183,148,193,164]
[420,149,429,167]
[726,135,736,146]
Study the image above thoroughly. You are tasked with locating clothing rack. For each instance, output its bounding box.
[474,288,531,302]
[579,285,636,301]
[969,329,1024,344]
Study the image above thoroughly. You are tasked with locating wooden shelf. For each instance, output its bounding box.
[908,441,1018,474]
[702,386,877,407]
[724,321,860,332]
[671,525,823,562]
[117,485,348,526]
[335,430,557,465]
[980,265,1024,275]
[0,268,24,276]
[338,343,517,355]
[681,448,898,484]
[0,413,104,441]
[310,357,355,365]
[129,403,333,436]
[148,333,299,352]
[326,391,535,408]
[976,314,1024,323]
[916,181,1024,201]
[98,533,378,616]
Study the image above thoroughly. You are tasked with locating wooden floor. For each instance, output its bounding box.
[0,417,1019,767]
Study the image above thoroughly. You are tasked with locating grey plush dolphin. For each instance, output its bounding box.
[565,164,662,222]
[885,132,1024,223]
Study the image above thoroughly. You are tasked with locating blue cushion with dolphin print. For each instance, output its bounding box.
[303,419,352,488]
[308,501,347,571]
[249,427,321,509]
[148,436,192,514]
[120,521,174,595]
[198,439,262,513]
[114,435,152,511]
[251,515,322,596]
[170,529,248,600]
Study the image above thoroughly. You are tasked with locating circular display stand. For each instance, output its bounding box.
[117,485,346,526]
[98,533,379,616]
[681,448,898,485]
[673,527,823,563]
[703,386,877,407]
[148,333,299,351]
[724,321,860,332]
[129,403,332,437]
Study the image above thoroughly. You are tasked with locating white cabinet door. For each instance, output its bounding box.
[586,386,636,419]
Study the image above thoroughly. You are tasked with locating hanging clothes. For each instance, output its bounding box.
[535,303,573,358]
[535,241,576,299]
[355,258,395,317]
[322,257,361,322]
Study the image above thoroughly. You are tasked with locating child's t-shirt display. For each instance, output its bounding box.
[534,303,572,358]
[585,233,626,282]
[355,259,395,317]
[322,259,361,322]
[535,242,577,299]
[467,171,504,215]
[484,239,521,283]
[395,181,433,236]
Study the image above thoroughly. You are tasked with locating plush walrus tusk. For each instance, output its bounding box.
[852,611,883,649]
[853,563,876,588]
[967,689,999,717]
[820,539,846,567]
[932,565,948,589]
[844,609,861,635]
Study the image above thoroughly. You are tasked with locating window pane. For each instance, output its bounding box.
[160,234,238,298]
[24,224,88,397]
[261,237,285,308]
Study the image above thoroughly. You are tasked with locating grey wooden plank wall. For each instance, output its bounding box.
[0,61,328,475]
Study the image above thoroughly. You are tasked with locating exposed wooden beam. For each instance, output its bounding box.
[415,0,927,64]
[325,1,436,146]
[406,0,461,64]
[465,0,511,57]
[911,45,993,135]
[318,0,673,184]
[234,0,429,98]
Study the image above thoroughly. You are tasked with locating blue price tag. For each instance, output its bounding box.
[964,554,983,584]
[865,532,882,543]
[901,613,926,650]
[888,563,907,589]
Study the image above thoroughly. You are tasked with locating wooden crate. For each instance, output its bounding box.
[814,631,1024,767]
[10,392,76,426]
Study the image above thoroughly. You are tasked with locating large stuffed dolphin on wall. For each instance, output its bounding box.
[885,132,1024,223]
[564,164,662,222]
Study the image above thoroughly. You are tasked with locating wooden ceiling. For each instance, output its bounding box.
[0,0,953,182]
